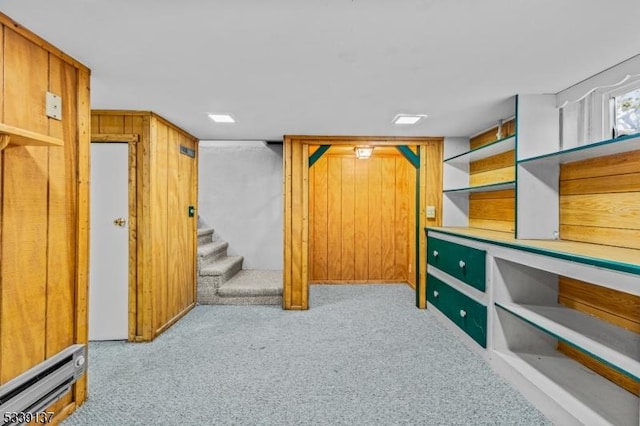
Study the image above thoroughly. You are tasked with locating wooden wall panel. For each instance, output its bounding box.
[470,119,516,150]
[468,189,515,233]
[309,151,413,283]
[559,150,640,248]
[0,12,91,420]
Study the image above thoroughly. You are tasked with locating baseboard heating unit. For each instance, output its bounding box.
[0,344,86,425]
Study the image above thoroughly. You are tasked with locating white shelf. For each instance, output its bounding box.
[493,349,639,426]
[444,135,515,164]
[518,132,640,166]
[496,302,640,381]
[443,181,515,194]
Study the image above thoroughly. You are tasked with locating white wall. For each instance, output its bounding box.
[198,141,283,270]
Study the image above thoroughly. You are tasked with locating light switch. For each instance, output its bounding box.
[46,92,62,120]
[426,205,436,219]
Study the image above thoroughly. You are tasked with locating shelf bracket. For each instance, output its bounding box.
[0,134,10,151]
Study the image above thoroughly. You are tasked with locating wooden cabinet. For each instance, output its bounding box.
[91,111,199,342]
[428,60,640,425]
[427,236,486,291]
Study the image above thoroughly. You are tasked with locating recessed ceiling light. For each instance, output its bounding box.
[393,114,427,125]
[208,113,236,123]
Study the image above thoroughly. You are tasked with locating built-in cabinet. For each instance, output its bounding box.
[427,65,640,424]
[91,111,199,342]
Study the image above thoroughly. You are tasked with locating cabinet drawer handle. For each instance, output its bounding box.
[458,260,466,268]
[459,309,467,318]
[433,290,439,298]
[433,250,439,257]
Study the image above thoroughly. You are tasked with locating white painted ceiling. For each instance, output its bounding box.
[1,0,639,141]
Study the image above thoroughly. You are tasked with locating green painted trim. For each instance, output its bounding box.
[308,145,331,168]
[415,162,420,308]
[518,131,640,164]
[514,95,519,239]
[425,227,640,276]
[495,303,640,382]
[443,181,515,194]
[396,146,420,169]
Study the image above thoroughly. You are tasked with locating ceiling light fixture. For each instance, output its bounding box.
[208,113,236,123]
[393,114,427,125]
[354,146,374,159]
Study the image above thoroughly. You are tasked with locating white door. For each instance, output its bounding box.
[89,143,129,340]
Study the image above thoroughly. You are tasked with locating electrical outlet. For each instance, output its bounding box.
[46,92,62,120]
[426,205,436,219]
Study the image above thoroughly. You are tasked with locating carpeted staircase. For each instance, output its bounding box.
[196,226,282,305]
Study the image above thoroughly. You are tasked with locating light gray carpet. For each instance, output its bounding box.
[63,285,550,425]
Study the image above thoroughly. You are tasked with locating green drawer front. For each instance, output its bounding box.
[427,273,487,347]
[427,236,486,292]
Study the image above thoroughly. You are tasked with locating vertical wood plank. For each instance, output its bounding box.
[73,66,91,403]
[167,129,181,320]
[46,56,76,360]
[368,157,382,279]
[354,159,369,280]
[140,115,154,339]
[301,144,309,308]
[341,158,355,280]
[128,139,138,340]
[308,155,315,281]
[327,157,342,280]
[395,157,410,281]
[0,24,4,378]
[283,137,293,308]
[313,157,328,280]
[153,121,169,332]
[407,149,417,288]
[381,157,396,280]
[3,29,48,133]
[290,140,304,308]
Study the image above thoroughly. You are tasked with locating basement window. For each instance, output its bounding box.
[611,86,640,138]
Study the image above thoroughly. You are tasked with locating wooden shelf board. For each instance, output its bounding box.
[519,132,640,166]
[443,181,515,194]
[496,302,640,381]
[426,226,640,276]
[0,123,63,148]
[493,349,639,426]
[444,135,515,164]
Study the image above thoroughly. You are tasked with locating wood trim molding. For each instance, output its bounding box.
[91,133,139,143]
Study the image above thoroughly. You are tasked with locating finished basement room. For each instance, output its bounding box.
[0,1,638,425]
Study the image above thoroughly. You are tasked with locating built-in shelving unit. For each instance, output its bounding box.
[0,123,63,149]
[495,302,640,381]
[429,59,640,425]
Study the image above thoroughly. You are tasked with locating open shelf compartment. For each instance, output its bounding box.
[444,135,516,164]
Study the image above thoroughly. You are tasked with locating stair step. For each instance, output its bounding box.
[197,227,215,245]
[197,240,228,266]
[200,255,243,277]
[217,270,282,297]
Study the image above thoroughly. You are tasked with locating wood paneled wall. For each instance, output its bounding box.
[284,136,442,310]
[309,148,415,283]
[559,150,640,249]
[468,119,516,233]
[0,13,91,420]
[92,111,198,341]
[558,150,640,396]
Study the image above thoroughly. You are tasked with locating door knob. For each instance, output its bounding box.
[113,217,127,227]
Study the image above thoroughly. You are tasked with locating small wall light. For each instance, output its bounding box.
[354,146,374,159]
